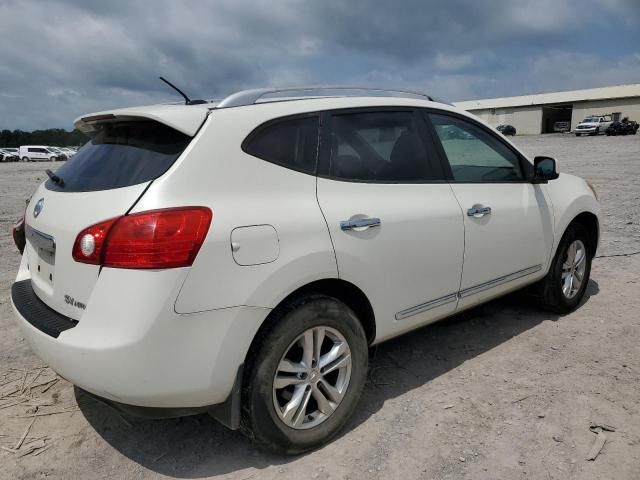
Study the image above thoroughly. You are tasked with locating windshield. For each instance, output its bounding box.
[45,120,191,192]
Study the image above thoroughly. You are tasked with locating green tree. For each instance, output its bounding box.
[0,129,88,148]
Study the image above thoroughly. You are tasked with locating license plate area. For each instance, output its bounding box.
[26,225,56,286]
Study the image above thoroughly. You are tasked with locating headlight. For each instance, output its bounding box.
[586,180,598,201]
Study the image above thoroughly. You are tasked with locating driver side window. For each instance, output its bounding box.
[429,113,524,182]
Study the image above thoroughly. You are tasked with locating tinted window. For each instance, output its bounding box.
[329,111,434,182]
[429,113,524,182]
[45,120,190,192]
[244,116,319,174]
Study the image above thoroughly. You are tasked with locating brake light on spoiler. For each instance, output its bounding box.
[72,207,212,269]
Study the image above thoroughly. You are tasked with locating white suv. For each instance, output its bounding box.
[11,88,600,453]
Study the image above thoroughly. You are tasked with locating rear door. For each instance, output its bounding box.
[23,119,194,320]
[316,108,464,342]
[425,111,553,309]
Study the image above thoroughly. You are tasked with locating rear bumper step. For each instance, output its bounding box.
[11,280,77,338]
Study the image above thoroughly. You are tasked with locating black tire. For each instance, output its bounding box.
[539,224,592,314]
[21,156,29,162]
[575,133,580,137]
[241,294,368,454]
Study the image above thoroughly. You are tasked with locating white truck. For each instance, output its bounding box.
[575,115,613,136]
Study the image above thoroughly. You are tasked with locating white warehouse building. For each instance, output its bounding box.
[454,83,640,135]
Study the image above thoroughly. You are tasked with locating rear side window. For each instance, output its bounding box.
[45,120,190,192]
[243,116,319,174]
[328,111,435,182]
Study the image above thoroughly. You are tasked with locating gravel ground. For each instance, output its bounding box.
[0,133,639,479]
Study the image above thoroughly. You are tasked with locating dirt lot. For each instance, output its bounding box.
[1,134,639,479]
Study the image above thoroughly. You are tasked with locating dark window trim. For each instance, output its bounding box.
[317,106,448,184]
[241,112,321,176]
[420,108,534,184]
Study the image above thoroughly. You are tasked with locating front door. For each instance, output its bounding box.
[426,112,554,309]
[316,109,465,342]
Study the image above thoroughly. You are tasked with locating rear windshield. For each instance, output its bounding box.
[45,120,191,192]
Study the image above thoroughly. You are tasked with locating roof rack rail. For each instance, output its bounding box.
[215,86,443,109]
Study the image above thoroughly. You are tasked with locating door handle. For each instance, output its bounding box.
[340,217,381,231]
[467,205,492,218]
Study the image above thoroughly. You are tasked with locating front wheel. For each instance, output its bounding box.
[241,295,368,454]
[21,156,29,162]
[539,224,592,314]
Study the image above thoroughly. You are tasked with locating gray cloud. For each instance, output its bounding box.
[0,0,638,130]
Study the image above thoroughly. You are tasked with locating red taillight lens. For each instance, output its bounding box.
[72,207,212,269]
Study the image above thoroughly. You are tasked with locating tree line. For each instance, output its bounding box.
[0,128,88,148]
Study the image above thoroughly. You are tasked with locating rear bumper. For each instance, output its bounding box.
[11,259,269,410]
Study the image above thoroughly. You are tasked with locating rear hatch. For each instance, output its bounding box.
[23,114,203,320]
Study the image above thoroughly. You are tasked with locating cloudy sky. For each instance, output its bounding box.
[0,0,639,130]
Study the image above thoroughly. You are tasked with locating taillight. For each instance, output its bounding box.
[72,207,212,269]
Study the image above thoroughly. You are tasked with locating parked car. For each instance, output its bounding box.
[575,115,613,136]
[18,146,59,162]
[605,118,639,136]
[61,147,77,157]
[496,124,516,136]
[47,147,68,161]
[1,148,20,162]
[11,87,600,454]
[553,121,571,133]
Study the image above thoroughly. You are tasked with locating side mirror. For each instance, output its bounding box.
[532,156,559,183]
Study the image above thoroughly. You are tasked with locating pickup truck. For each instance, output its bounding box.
[575,115,613,136]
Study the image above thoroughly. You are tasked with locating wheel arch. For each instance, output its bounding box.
[568,211,599,257]
[246,279,376,361]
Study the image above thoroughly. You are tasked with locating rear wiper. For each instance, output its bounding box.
[46,169,65,187]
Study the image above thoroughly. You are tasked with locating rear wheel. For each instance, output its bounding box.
[21,156,29,162]
[241,294,368,454]
[539,224,592,314]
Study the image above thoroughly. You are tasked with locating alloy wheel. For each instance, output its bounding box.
[561,239,587,299]
[272,326,352,429]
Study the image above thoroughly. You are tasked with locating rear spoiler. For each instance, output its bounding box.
[74,104,210,137]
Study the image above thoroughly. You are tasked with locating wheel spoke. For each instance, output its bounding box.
[311,384,334,415]
[575,249,586,266]
[278,359,307,374]
[281,385,307,423]
[572,273,581,290]
[300,330,314,368]
[292,387,312,427]
[319,342,348,369]
[318,379,343,403]
[313,327,325,367]
[562,276,571,296]
[274,375,307,389]
[321,352,351,376]
[568,242,577,263]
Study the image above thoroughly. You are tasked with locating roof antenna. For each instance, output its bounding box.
[159,76,207,105]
